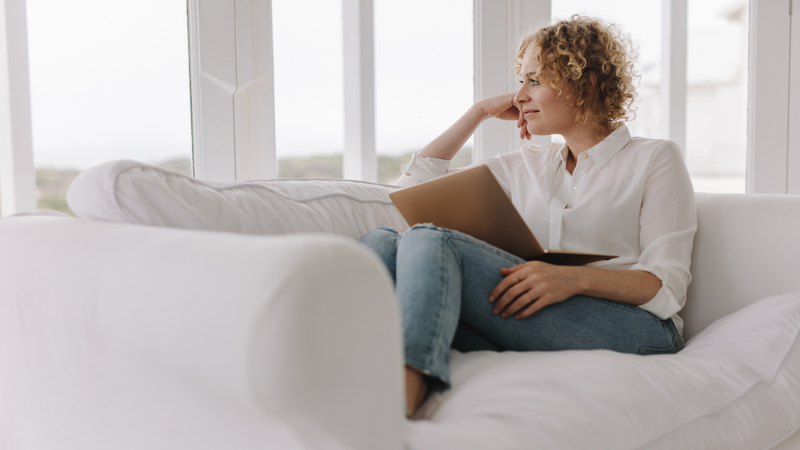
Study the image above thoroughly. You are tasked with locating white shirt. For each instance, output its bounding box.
[397,124,697,335]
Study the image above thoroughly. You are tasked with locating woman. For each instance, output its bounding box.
[360,16,696,417]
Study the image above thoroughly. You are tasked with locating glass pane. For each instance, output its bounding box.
[273,0,344,179]
[27,0,192,215]
[550,0,663,143]
[374,0,474,183]
[685,0,748,193]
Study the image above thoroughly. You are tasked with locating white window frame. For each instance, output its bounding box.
[1,0,791,205]
[661,0,687,154]
[748,0,792,194]
[342,0,377,182]
[788,0,800,194]
[473,0,552,161]
[182,0,701,182]
[188,0,277,181]
[0,0,35,216]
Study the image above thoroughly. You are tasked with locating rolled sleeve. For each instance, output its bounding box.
[630,257,689,320]
[396,152,452,186]
[630,140,697,330]
[395,151,515,190]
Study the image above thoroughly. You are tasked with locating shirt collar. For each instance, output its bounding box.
[551,123,632,174]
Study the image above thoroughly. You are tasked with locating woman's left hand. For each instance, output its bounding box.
[488,262,583,319]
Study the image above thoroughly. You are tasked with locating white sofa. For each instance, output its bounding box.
[2,160,800,449]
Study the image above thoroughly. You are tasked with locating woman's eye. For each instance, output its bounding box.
[529,79,539,86]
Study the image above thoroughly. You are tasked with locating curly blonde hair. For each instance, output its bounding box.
[515,15,638,133]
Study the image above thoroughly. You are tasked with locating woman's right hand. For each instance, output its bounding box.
[480,92,519,120]
[479,93,532,140]
[416,91,531,161]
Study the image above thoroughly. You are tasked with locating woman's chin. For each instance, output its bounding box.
[526,126,550,137]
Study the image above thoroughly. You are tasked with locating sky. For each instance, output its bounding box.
[26,0,192,169]
[25,0,746,171]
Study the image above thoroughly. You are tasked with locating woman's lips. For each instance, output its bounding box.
[523,110,539,117]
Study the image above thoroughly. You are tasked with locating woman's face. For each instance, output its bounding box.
[513,47,579,137]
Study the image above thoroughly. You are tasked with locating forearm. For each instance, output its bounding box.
[575,267,662,306]
[491,262,663,319]
[417,103,487,160]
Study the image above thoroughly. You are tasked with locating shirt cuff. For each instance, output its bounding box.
[629,263,684,321]
[400,152,451,183]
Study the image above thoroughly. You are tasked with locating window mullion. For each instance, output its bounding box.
[660,0,687,155]
[188,0,277,181]
[473,0,550,163]
[0,0,35,216]
[788,0,800,194]
[342,0,376,182]
[747,0,791,194]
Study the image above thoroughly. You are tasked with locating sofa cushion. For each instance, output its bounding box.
[408,292,800,450]
[66,160,409,239]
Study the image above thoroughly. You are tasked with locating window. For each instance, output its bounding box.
[272,0,345,179]
[26,0,192,214]
[374,0,474,182]
[9,0,775,209]
[684,0,748,193]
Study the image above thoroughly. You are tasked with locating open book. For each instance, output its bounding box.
[389,165,617,266]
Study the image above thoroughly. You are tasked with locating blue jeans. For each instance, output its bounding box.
[360,224,682,390]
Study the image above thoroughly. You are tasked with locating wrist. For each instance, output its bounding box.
[470,101,491,122]
[574,266,593,296]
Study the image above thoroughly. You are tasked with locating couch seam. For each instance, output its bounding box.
[114,164,400,207]
[112,165,136,224]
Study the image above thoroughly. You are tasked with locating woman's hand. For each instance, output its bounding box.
[488,261,583,319]
[479,93,532,140]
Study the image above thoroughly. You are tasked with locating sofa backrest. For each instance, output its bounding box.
[67,160,410,239]
[683,193,800,339]
[67,161,800,340]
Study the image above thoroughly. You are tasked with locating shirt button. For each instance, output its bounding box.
[582,153,589,159]
[573,185,578,190]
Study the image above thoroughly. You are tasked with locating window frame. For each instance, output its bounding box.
[748,0,792,194]
[342,0,377,182]
[0,0,35,216]
[187,0,278,181]
[473,0,552,161]
[185,0,697,180]
[3,0,798,215]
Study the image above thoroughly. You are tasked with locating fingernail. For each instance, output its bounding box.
[502,314,509,318]
[493,308,498,314]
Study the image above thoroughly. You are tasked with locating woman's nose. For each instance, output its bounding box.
[513,86,528,106]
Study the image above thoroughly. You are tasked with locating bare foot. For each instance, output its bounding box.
[404,365,429,418]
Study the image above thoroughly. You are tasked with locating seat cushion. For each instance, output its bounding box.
[66,159,409,239]
[408,292,800,450]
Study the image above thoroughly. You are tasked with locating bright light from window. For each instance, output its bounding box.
[685,0,748,193]
[374,0,473,161]
[26,0,192,214]
[27,0,192,171]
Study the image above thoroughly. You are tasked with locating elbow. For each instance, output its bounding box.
[639,271,664,305]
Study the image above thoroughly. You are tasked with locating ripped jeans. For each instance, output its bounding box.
[359,224,682,391]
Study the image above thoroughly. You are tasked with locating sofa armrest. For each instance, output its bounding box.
[0,216,404,450]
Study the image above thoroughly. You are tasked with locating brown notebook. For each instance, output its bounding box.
[389,165,617,266]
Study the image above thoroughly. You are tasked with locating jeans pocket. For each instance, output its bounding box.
[637,333,682,355]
